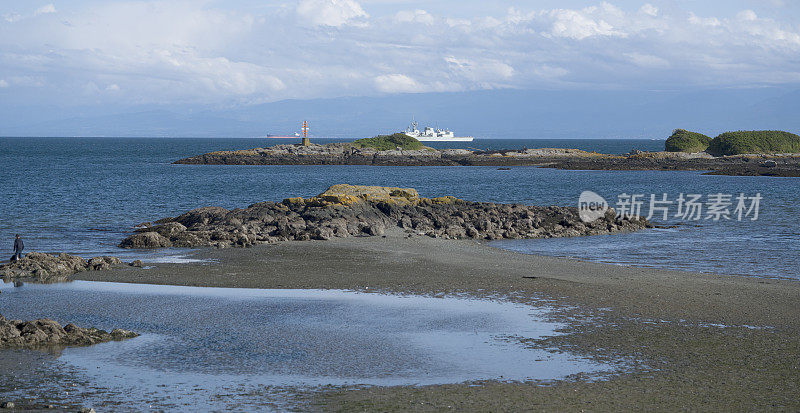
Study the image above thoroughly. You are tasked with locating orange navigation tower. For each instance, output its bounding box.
[301,120,310,146]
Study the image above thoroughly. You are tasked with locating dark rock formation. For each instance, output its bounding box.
[173,142,800,176]
[0,252,130,282]
[120,184,651,249]
[173,144,607,167]
[546,153,800,177]
[87,256,123,271]
[0,314,137,349]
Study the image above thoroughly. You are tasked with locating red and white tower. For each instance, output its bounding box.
[301,120,310,146]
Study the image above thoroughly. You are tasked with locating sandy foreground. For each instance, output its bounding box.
[64,228,800,411]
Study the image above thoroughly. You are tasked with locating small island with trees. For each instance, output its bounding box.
[666,129,800,156]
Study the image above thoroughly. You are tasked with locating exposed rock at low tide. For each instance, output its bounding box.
[120,184,651,249]
[0,252,128,282]
[0,314,137,349]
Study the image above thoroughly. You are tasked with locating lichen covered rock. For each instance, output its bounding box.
[316,184,420,206]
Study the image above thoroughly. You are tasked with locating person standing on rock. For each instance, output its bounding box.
[12,234,24,262]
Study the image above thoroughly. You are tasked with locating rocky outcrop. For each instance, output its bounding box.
[173,142,800,176]
[0,314,137,349]
[545,153,800,177]
[0,252,128,282]
[118,231,173,249]
[173,143,609,167]
[120,184,651,249]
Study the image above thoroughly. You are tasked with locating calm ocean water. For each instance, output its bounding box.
[1,137,797,280]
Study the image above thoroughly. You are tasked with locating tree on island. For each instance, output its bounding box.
[665,129,712,153]
[351,133,426,151]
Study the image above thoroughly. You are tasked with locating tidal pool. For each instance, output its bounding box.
[0,281,610,410]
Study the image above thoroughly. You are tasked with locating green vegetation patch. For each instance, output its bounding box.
[707,130,800,156]
[664,129,713,153]
[352,133,425,151]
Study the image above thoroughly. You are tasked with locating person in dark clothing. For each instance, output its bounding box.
[12,234,24,261]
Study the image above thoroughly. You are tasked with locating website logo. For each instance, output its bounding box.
[578,191,608,223]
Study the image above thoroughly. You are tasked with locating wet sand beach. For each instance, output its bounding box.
[70,228,800,411]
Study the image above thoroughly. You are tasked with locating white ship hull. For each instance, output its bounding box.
[415,136,474,142]
[402,119,472,142]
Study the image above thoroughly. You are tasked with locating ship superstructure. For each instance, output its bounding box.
[403,120,473,142]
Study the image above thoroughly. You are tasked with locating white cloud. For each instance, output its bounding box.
[34,4,56,16]
[4,12,22,23]
[445,57,515,81]
[0,80,8,88]
[445,17,471,28]
[545,8,626,40]
[374,74,422,93]
[297,0,368,27]
[625,53,670,69]
[689,13,721,27]
[737,10,758,22]
[395,9,434,25]
[640,4,659,17]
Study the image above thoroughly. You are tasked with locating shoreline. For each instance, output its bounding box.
[66,229,800,410]
[74,230,800,326]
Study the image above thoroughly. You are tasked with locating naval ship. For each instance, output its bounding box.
[403,120,473,142]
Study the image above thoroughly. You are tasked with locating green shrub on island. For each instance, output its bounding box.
[707,130,800,156]
[664,129,713,153]
[352,133,425,151]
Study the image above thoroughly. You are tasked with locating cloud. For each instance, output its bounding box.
[737,10,758,22]
[624,53,670,69]
[33,4,56,16]
[640,4,658,17]
[0,1,799,108]
[0,76,46,88]
[445,57,515,82]
[374,74,422,93]
[689,13,721,27]
[297,0,368,27]
[395,9,434,25]
[544,7,627,40]
[4,12,22,23]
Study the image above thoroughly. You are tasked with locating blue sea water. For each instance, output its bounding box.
[1,137,797,280]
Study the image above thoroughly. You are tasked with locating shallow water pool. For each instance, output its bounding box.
[0,281,609,410]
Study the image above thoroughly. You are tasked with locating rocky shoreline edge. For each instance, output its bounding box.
[119,184,651,250]
[173,143,800,177]
[1,252,142,282]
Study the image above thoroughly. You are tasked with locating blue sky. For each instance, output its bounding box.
[1,0,799,135]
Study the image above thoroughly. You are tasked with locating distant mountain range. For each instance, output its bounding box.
[2,87,798,139]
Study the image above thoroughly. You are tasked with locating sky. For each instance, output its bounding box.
[1,1,799,136]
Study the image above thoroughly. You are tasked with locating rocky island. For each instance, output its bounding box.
[173,131,800,177]
[120,184,650,249]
